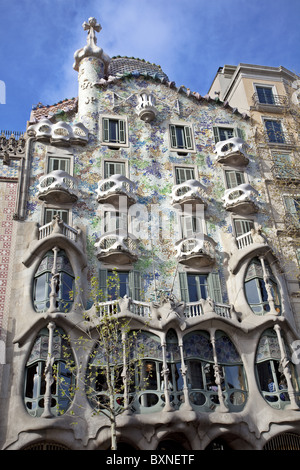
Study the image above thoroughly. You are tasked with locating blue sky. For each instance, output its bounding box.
[1,0,300,133]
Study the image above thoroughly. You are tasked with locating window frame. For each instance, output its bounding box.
[255,85,276,105]
[224,169,246,189]
[174,165,196,185]
[100,115,129,148]
[168,121,196,153]
[263,118,286,144]
[103,160,127,178]
[213,126,243,143]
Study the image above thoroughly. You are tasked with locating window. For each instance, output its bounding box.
[99,269,142,301]
[180,214,203,238]
[175,166,195,184]
[44,208,69,225]
[244,258,281,315]
[183,330,247,412]
[104,211,128,233]
[256,329,299,408]
[283,196,300,225]
[213,127,243,143]
[272,153,297,179]
[48,157,70,173]
[179,272,222,303]
[104,161,126,178]
[169,124,194,152]
[33,250,74,312]
[102,117,127,146]
[264,119,285,144]
[225,170,245,189]
[256,86,275,105]
[24,327,75,417]
[233,219,254,237]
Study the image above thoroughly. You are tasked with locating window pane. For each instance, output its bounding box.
[187,360,204,389]
[187,274,208,302]
[256,86,274,105]
[245,279,261,304]
[219,127,234,141]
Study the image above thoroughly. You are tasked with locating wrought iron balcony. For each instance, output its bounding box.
[252,92,288,113]
[214,137,249,166]
[171,179,207,209]
[223,183,259,215]
[95,231,139,264]
[263,131,295,147]
[175,235,216,268]
[37,170,78,203]
[96,174,137,207]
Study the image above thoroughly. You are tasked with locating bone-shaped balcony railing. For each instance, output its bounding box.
[214,137,249,166]
[37,170,78,200]
[175,237,216,261]
[222,183,258,209]
[27,119,89,145]
[171,179,207,207]
[96,174,137,204]
[95,233,139,260]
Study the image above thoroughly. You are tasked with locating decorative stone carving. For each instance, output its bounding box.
[0,132,25,163]
[73,17,111,73]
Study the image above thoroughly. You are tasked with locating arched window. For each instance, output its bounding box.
[33,249,74,312]
[256,328,300,409]
[244,257,281,315]
[183,330,247,412]
[24,326,75,417]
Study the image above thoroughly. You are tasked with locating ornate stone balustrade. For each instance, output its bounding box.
[0,132,26,163]
[95,232,139,264]
[214,137,249,166]
[171,179,207,208]
[38,218,79,242]
[175,236,216,268]
[223,183,258,215]
[37,170,78,203]
[96,174,137,206]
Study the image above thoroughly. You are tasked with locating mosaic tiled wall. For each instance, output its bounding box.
[25,77,270,303]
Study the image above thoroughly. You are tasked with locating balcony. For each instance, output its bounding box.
[27,119,89,146]
[96,174,137,207]
[223,183,259,215]
[171,180,207,209]
[136,92,157,122]
[284,213,300,236]
[263,131,295,148]
[37,170,78,203]
[214,137,249,167]
[229,227,270,274]
[252,93,288,113]
[38,218,79,242]
[95,231,139,265]
[175,235,216,268]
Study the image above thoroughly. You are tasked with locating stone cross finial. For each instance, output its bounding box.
[82,17,102,46]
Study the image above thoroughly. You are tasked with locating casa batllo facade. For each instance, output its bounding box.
[0,18,300,451]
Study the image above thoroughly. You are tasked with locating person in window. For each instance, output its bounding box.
[267,378,276,401]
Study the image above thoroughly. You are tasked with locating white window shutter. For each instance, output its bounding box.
[184,126,193,149]
[103,118,109,142]
[207,272,222,303]
[170,124,177,148]
[179,272,189,303]
[118,120,126,143]
[99,269,108,301]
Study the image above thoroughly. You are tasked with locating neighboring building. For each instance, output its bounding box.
[209,63,300,331]
[0,18,300,451]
